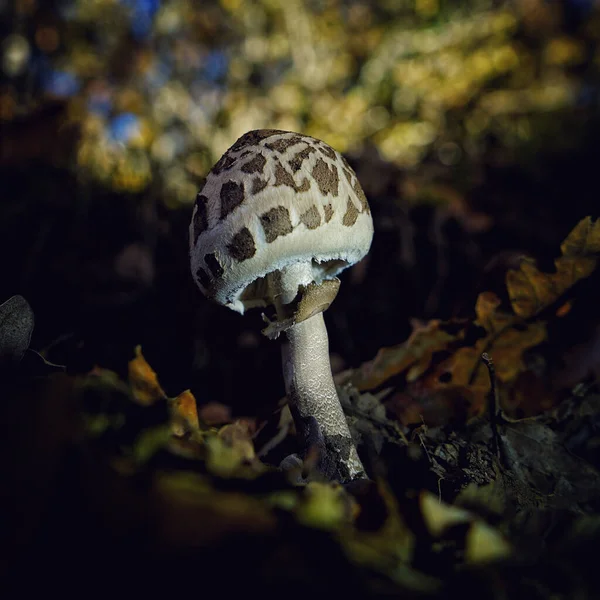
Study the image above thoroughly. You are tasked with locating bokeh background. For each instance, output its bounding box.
[1,0,599,417]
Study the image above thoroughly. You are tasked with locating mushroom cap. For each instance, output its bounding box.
[189,129,373,314]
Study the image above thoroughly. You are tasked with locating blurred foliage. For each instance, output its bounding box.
[70,345,512,593]
[2,0,600,207]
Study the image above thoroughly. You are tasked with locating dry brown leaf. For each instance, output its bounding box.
[351,320,460,391]
[507,216,600,318]
[354,290,550,421]
[419,300,547,416]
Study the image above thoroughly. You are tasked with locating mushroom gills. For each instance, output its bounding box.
[238,257,349,307]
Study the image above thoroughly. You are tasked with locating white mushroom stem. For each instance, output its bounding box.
[274,263,365,482]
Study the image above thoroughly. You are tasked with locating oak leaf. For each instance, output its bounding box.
[419,296,547,416]
[507,216,600,318]
[352,291,548,422]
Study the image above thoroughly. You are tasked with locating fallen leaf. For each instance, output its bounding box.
[419,295,547,416]
[218,420,256,462]
[351,320,460,391]
[128,345,166,406]
[507,216,600,318]
[205,421,260,477]
[465,520,512,564]
[420,491,512,564]
[419,491,473,537]
[170,389,199,436]
[295,481,355,531]
[353,290,548,420]
[133,425,171,463]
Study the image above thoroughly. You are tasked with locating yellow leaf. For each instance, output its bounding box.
[475,291,513,332]
[560,216,600,255]
[127,345,166,406]
[465,521,512,564]
[420,491,511,564]
[170,389,199,436]
[420,491,472,537]
[205,435,245,477]
[295,482,353,530]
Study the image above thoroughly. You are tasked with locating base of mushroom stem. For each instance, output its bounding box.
[289,411,367,483]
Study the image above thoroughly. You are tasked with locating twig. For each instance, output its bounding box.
[481,352,502,464]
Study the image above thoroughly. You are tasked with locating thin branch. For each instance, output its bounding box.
[481,352,503,464]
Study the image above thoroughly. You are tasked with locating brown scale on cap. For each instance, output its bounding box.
[251,177,268,195]
[220,181,245,219]
[195,266,211,289]
[342,198,359,227]
[273,161,311,193]
[317,144,336,160]
[311,158,339,197]
[210,153,236,175]
[230,129,288,153]
[300,206,321,230]
[289,146,316,172]
[228,227,256,262]
[341,156,370,214]
[355,184,369,213]
[265,135,305,153]
[193,194,208,243]
[260,206,294,243]
[241,153,267,174]
[204,253,224,277]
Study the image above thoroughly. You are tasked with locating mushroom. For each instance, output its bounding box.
[189,129,373,482]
